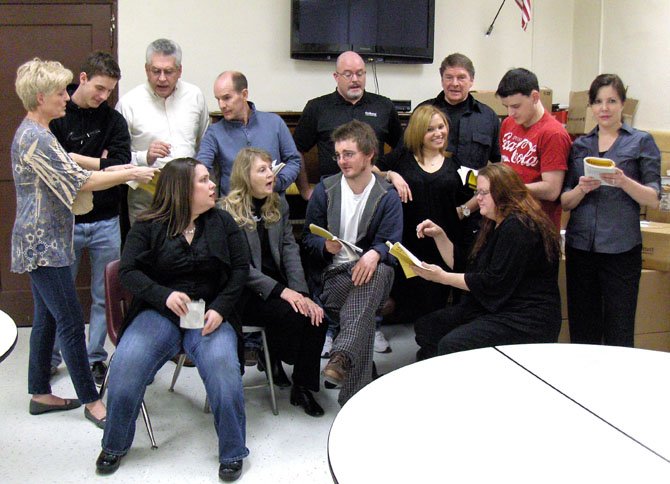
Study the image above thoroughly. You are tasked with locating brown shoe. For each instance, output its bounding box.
[322,351,350,387]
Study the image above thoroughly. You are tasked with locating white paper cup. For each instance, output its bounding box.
[180,299,205,329]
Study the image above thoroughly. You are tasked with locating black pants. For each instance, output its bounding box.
[565,244,641,347]
[414,304,551,360]
[243,293,327,391]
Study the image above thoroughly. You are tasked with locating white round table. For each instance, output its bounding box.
[0,309,18,363]
[328,344,670,483]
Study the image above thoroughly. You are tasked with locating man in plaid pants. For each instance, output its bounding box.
[302,120,402,405]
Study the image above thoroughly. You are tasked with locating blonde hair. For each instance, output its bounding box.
[15,58,73,111]
[220,147,281,230]
[403,105,449,164]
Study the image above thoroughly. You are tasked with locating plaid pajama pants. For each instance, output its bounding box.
[319,261,394,405]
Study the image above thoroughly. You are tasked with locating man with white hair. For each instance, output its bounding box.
[116,38,209,223]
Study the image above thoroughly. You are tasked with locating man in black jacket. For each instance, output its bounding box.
[49,51,131,384]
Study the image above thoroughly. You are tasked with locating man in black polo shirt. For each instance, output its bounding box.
[417,53,501,249]
[293,51,403,198]
[293,50,402,356]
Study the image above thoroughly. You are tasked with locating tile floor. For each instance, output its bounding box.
[0,323,418,483]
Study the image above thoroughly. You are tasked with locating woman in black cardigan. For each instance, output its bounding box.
[96,158,249,482]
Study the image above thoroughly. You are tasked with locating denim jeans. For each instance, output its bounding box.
[28,266,99,403]
[52,217,120,367]
[102,310,248,464]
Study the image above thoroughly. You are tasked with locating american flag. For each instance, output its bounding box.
[515,0,532,31]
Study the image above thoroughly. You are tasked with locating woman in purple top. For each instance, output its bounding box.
[561,74,661,347]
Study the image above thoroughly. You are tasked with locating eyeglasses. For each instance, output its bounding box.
[336,70,366,81]
[332,151,360,162]
[474,189,491,197]
[149,67,178,77]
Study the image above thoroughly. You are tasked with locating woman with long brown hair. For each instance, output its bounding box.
[412,163,561,360]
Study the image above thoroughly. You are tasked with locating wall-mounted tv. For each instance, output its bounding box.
[291,0,435,64]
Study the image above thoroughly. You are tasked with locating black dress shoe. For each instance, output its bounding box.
[219,460,243,481]
[290,385,324,417]
[96,450,123,475]
[257,353,291,388]
[91,361,108,386]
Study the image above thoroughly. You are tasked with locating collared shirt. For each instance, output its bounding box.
[11,118,92,273]
[417,92,501,169]
[563,123,661,253]
[116,79,209,168]
[196,102,301,195]
[293,90,403,177]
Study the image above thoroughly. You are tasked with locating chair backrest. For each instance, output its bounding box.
[104,259,133,346]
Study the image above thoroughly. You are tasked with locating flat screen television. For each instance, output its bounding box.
[290,0,435,64]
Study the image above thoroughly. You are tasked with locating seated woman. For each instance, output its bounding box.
[12,58,155,426]
[561,74,660,347]
[96,158,250,482]
[221,148,327,417]
[413,164,561,359]
[376,105,469,322]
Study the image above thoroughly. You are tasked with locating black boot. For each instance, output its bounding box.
[258,353,291,388]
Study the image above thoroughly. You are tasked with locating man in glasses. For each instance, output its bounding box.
[293,51,402,198]
[302,120,401,406]
[116,38,209,223]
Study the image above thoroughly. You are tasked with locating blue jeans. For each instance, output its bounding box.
[102,310,248,464]
[28,266,99,403]
[52,217,120,367]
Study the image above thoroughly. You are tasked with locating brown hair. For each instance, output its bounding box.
[470,164,560,262]
[137,157,199,237]
[331,119,378,160]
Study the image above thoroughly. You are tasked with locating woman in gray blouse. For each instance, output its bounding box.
[12,58,155,426]
[561,74,661,347]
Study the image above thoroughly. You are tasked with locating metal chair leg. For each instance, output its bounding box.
[169,353,186,392]
[140,400,158,449]
[259,329,279,416]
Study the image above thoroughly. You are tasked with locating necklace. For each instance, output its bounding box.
[183,226,196,236]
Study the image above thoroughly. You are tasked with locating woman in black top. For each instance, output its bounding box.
[413,163,561,360]
[222,148,327,417]
[376,105,468,322]
[96,158,249,482]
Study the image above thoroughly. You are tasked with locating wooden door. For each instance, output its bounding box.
[0,1,117,325]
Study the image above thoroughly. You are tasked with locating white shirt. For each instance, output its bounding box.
[116,79,209,168]
[333,174,375,266]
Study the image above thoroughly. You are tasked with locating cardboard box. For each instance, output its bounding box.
[635,268,670,334]
[566,90,638,135]
[471,88,552,117]
[641,221,670,271]
[635,332,670,352]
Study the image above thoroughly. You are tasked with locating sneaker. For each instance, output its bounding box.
[321,334,333,359]
[91,361,108,386]
[374,330,392,353]
[322,351,350,386]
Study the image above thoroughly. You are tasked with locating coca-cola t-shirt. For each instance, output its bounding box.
[499,111,571,227]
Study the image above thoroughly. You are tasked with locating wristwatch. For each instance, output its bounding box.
[459,205,471,218]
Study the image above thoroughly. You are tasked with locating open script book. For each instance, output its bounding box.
[127,171,160,195]
[309,224,363,256]
[386,241,432,279]
[584,157,616,186]
[272,160,285,176]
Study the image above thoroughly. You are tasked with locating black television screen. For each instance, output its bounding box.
[291,0,435,64]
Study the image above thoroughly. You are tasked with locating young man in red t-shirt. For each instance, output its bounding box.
[496,68,571,227]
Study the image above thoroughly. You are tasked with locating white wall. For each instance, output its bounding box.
[117,0,574,113]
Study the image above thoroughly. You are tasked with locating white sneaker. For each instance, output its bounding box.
[374,330,392,353]
[321,334,333,359]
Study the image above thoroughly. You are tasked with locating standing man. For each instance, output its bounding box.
[417,53,501,246]
[49,51,130,384]
[302,120,402,406]
[293,51,403,197]
[196,71,300,195]
[117,38,209,223]
[496,68,571,228]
